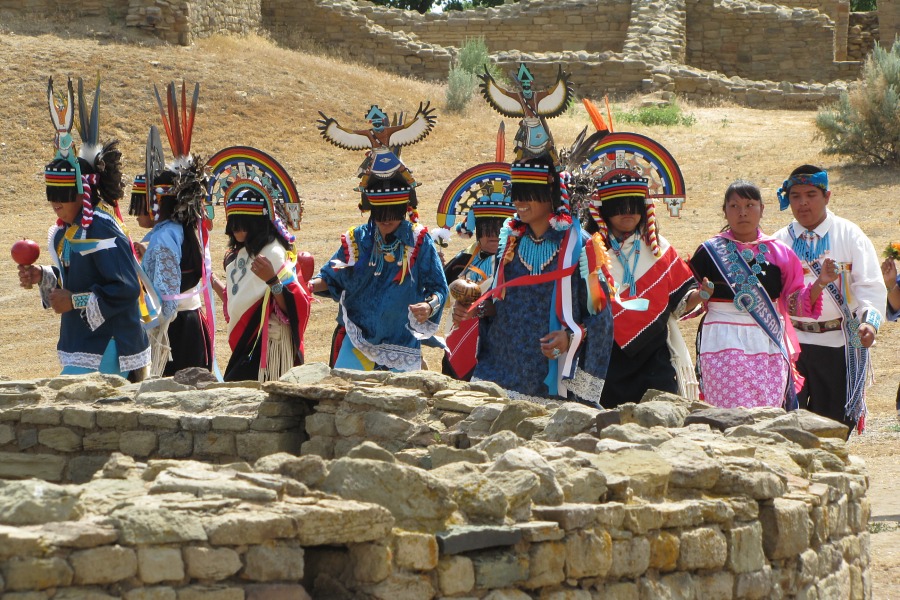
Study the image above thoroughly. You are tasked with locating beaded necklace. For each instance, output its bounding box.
[726,239,769,310]
[464,251,494,282]
[517,233,560,275]
[369,229,403,277]
[55,224,82,268]
[609,234,641,296]
[792,230,829,263]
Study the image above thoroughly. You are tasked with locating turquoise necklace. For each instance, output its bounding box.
[726,239,769,311]
[793,230,829,263]
[517,233,560,275]
[609,234,641,296]
[369,229,402,277]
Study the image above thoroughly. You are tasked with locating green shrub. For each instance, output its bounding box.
[816,40,900,165]
[615,101,697,127]
[445,36,497,113]
[446,66,478,113]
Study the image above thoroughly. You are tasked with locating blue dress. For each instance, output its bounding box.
[40,206,150,375]
[318,220,449,371]
[473,223,613,406]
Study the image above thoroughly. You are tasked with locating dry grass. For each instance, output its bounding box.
[0,20,896,424]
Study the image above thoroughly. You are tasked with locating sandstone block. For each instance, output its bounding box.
[0,423,14,445]
[243,543,304,581]
[71,545,138,584]
[678,526,727,570]
[184,547,242,580]
[205,511,295,545]
[96,409,139,429]
[344,386,423,414]
[623,504,663,534]
[695,571,734,600]
[524,540,565,588]
[0,452,66,481]
[176,586,244,600]
[138,547,184,584]
[350,542,391,583]
[37,426,82,452]
[437,555,475,595]
[20,407,62,425]
[290,498,394,545]
[236,431,300,461]
[357,572,434,599]
[363,411,414,440]
[120,430,158,457]
[393,531,438,570]
[138,412,181,430]
[565,529,612,578]
[305,412,336,437]
[727,521,766,573]
[83,431,121,451]
[472,550,529,589]
[649,530,680,571]
[158,431,193,458]
[608,536,650,578]
[597,448,672,499]
[1,557,73,590]
[735,566,775,599]
[62,407,96,429]
[760,498,810,560]
[539,403,598,441]
[193,432,236,457]
[245,584,312,600]
[0,480,79,525]
[117,507,208,545]
[487,447,562,505]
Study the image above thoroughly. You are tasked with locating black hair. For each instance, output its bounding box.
[225,213,290,256]
[599,196,647,229]
[128,192,147,217]
[45,141,125,207]
[790,164,825,178]
[510,155,561,209]
[475,216,504,240]
[721,179,763,232]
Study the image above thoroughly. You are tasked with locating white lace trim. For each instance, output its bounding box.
[148,317,173,377]
[340,292,422,371]
[407,309,440,340]
[672,287,692,319]
[58,350,103,370]
[85,293,105,331]
[119,346,151,372]
[39,266,58,308]
[567,367,605,404]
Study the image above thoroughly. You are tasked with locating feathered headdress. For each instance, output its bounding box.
[479,63,574,163]
[144,81,207,226]
[317,102,437,206]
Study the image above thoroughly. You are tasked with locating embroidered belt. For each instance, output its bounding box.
[790,318,843,333]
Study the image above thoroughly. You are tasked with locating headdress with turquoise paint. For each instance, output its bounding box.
[45,76,125,229]
[776,167,828,211]
[479,62,574,163]
[141,81,208,227]
[437,122,515,238]
[207,146,303,245]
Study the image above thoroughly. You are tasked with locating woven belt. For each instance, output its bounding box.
[790,318,843,333]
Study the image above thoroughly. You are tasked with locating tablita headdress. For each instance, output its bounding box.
[582,132,686,257]
[317,102,436,217]
[436,122,515,238]
[207,146,302,245]
[140,81,208,227]
[479,63,574,164]
[45,76,125,229]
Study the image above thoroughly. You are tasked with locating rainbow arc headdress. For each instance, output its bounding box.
[581,132,686,257]
[207,146,303,245]
[437,122,515,237]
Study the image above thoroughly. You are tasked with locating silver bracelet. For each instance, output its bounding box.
[426,294,441,317]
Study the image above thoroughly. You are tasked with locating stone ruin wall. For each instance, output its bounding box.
[0,0,890,107]
[0,365,873,598]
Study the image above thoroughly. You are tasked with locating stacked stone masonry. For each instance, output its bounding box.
[0,365,873,598]
[0,0,889,107]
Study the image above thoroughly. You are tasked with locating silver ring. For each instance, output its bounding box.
[551,348,561,358]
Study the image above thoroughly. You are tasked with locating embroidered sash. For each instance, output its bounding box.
[703,237,799,410]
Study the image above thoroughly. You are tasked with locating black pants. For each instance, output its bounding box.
[796,343,857,437]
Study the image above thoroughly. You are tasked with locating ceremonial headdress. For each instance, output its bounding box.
[436,123,515,238]
[135,81,207,227]
[581,132,686,257]
[45,76,126,229]
[317,101,437,222]
[207,146,303,246]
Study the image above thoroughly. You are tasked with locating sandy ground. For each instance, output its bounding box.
[0,17,897,594]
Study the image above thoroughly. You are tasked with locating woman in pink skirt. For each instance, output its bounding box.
[689,180,838,409]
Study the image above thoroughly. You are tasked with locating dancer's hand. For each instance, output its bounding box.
[18,264,41,288]
[49,289,73,314]
[858,323,876,348]
[409,302,432,323]
[250,255,276,282]
[540,330,569,359]
[881,258,897,289]
[817,257,840,287]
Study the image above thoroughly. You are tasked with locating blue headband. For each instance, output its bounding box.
[777,171,828,211]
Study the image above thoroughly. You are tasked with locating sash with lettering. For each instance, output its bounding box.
[703,236,799,410]
[788,229,868,424]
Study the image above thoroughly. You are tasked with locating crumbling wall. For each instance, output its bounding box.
[0,365,873,598]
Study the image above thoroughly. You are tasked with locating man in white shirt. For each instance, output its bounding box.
[773,165,886,436]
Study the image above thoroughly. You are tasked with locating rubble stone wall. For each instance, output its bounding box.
[125,0,262,46]
[0,366,873,598]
